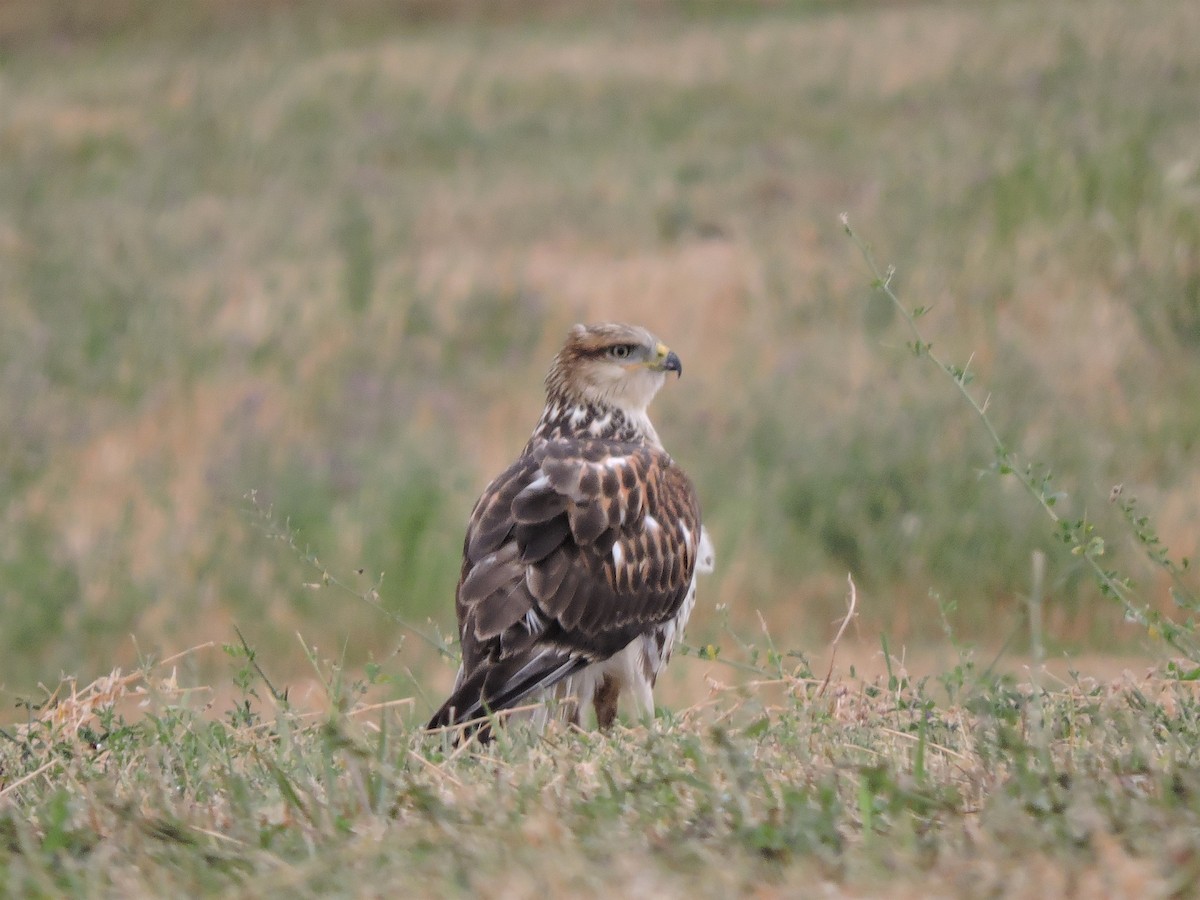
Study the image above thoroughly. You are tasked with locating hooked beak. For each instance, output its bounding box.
[662,350,682,377]
[649,342,682,377]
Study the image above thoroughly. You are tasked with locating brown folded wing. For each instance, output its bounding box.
[428,438,702,728]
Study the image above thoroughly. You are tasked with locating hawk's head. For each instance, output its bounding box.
[546,323,682,414]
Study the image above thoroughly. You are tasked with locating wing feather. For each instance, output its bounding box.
[431,437,704,731]
[471,581,531,640]
[515,517,570,563]
[526,547,571,600]
[458,542,521,607]
[568,501,609,545]
[511,477,569,523]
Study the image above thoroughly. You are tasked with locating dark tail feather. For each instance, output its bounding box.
[426,652,589,739]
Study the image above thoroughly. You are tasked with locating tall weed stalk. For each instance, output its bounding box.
[842,215,1199,663]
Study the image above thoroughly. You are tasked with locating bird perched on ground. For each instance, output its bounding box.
[427,322,714,738]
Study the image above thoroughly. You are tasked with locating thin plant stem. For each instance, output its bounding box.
[841,214,1197,661]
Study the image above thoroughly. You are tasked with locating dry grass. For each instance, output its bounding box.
[3,641,1199,896]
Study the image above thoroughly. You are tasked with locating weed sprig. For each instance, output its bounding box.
[842,214,1199,662]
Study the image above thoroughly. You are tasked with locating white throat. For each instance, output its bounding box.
[578,368,666,415]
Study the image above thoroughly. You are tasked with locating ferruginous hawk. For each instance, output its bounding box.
[427,323,714,737]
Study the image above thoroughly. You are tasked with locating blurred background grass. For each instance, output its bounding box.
[1,0,1198,701]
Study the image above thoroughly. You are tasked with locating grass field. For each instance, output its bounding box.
[5,640,1200,895]
[2,0,1200,893]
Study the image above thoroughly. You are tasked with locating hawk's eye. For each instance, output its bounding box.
[610,344,635,360]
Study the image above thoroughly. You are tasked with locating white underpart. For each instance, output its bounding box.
[602,641,656,718]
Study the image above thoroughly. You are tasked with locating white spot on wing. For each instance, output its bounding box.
[677,518,691,544]
[569,406,587,426]
[612,542,624,566]
[603,455,627,469]
[644,515,660,533]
